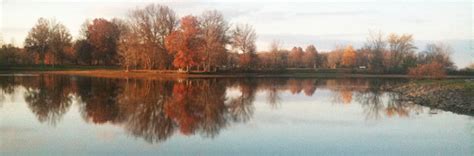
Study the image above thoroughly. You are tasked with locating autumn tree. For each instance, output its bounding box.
[230,24,257,70]
[355,48,370,68]
[24,18,72,66]
[125,4,177,69]
[49,21,72,66]
[0,44,22,64]
[303,45,318,68]
[288,46,303,67]
[406,43,454,78]
[387,33,417,72]
[86,18,121,65]
[24,18,51,65]
[73,39,91,65]
[327,46,344,69]
[268,40,285,69]
[165,15,203,72]
[342,45,356,67]
[115,19,140,71]
[199,10,229,72]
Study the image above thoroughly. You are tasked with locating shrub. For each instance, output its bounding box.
[408,61,446,78]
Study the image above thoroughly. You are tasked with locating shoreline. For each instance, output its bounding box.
[2,69,474,79]
[392,80,474,116]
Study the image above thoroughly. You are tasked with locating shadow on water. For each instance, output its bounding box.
[0,74,471,144]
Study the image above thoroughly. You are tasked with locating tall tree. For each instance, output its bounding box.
[387,33,417,72]
[73,39,92,65]
[114,19,139,71]
[303,45,318,68]
[24,18,50,65]
[269,40,284,69]
[200,10,229,72]
[49,21,72,66]
[165,15,203,71]
[230,24,257,70]
[0,44,22,64]
[25,18,71,66]
[342,45,356,67]
[288,47,303,67]
[327,46,344,69]
[125,4,177,69]
[87,18,121,65]
[364,31,386,72]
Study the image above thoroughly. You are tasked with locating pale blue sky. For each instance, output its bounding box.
[1,0,472,67]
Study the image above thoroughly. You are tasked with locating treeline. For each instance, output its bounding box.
[257,33,463,76]
[0,3,472,75]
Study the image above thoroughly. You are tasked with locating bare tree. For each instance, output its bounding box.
[418,42,455,69]
[269,40,283,68]
[387,33,417,71]
[125,4,177,69]
[200,10,230,72]
[364,30,386,72]
[230,24,257,69]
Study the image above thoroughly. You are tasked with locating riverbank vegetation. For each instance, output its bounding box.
[1,3,473,77]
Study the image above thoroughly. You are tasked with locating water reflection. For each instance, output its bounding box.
[0,75,458,144]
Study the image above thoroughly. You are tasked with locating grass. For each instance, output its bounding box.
[0,64,120,72]
[1,64,473,79]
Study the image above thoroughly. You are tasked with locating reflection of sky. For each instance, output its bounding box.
[1,86,472,156]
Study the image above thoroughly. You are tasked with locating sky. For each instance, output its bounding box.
[1,0,473,67]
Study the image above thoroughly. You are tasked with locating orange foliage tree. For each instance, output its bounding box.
[165,15,203,71]
[288,47,303,67]
[342,45,356,67]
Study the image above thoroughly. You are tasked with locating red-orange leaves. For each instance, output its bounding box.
[408,61,446,78]
[165,15,203,71]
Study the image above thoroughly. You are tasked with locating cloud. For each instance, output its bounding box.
[293,10,377,17]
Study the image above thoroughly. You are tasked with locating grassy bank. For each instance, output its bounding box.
[409,79,474,91]
[1,65,473,78]
[0,64,120,72]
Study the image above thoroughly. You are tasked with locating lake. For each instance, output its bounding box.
[1,74,473,156]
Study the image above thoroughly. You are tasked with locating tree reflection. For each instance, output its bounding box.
[354,79,385,120]
[0,75,443,143]
[227,78,257,122]
[77,77,120,124]
[301,79,318,96]
[0,76,16,106]
[118,79,175,143]
[24,75,73,125]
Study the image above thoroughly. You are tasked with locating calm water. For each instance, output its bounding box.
[0,74,473,156]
